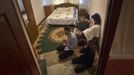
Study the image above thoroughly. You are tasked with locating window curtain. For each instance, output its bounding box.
[42,0,79,5]
[67,0,79,4]
[79,0,84,4]
[52,0,79,4]
[42,0,52,5]
[52,0,65,4]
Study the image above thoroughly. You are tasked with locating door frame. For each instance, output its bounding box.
[11,0,123,75]
[97,0,123,75]
[15,0,39,44]
[12,0,42,75]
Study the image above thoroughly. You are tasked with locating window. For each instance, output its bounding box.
[69,0,79,4]
[52,0,65,5]
[42,0,79,6]
[79,0,84,4]
[42,0,52,5]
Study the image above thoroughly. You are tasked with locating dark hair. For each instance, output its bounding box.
[85,13,90,20]
[91,13,101,25]
[77,39,87,47]
[64,26,71,31]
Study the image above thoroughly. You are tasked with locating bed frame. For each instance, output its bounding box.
[53,3,79,9]
[47,3,79,26]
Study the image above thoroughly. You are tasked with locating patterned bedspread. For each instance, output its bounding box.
[46,7,78,25]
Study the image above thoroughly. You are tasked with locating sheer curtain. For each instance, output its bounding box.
[79,0,84,4]
[68,0,79,4]
[52,0,79,5]
[52,0,65,4]
[42,0,52,5]
[42,0,79,5]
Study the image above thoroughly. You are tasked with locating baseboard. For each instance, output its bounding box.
[109,55,134,59]
[37,17,46,26]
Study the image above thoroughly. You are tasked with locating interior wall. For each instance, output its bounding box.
[104,59,134,75]
[79,0,89,10]
[30,0,45,25]
[87,0,109,45]
[110,0,134,58]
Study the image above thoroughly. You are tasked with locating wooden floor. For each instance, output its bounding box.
[104,59,134,75]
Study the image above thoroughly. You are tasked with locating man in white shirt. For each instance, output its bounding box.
[84,13,101,51]
[75,13,101,51]
[75,23,100,42]
[83,24,100,42]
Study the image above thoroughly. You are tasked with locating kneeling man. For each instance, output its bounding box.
[72,39,95,73]
[56,26,77,60]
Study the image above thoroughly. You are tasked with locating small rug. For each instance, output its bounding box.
[40,50,97,75]
[36,26,66,54]
[47,61,92,75]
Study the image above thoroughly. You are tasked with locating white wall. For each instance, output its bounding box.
[79,0,89,10]
[30,0,45,25]
[110,0,134,59]
[87,0,109,45]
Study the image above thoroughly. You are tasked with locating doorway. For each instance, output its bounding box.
[14,0,123,75]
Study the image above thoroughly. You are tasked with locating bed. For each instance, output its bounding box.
[46,3,79,26]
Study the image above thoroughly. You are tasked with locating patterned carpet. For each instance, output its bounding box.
[47,61,91,75]
[35,25,98,75]
[36,26,66,54]
[40,51,97,75]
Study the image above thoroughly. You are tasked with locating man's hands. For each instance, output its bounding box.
[62,39,67,45]
[88,18,95,27]
[74,47,83,57]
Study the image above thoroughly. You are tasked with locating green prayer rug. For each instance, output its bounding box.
[36,26,66,54]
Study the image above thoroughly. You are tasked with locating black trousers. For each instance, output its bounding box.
[58,50,74,60]
[75,32,87,42]
[72,57,93,73]
[56,45,74,60]
[56,44,65,53]
[74,64,92,73]
[72,57,93,65]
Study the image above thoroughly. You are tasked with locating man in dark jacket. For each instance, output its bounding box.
[72,39,95,73]
[76,13,90,31]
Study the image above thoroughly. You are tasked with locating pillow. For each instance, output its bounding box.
[56,7,65,11]
[66,7,75,10]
